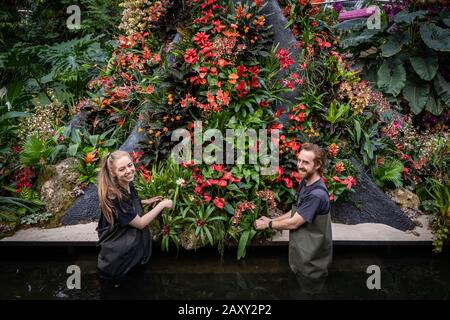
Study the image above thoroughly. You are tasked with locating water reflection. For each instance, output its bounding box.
[0,246,449,300]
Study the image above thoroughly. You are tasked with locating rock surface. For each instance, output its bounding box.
[39,158,81,223]
[330,159,416,231]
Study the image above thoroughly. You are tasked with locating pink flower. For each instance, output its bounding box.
[129,151,144,163]
[282,177,293,189]
[213,197,225,209]
[341,176,357,189]
[193,32,210,47]
[184,49,199,64]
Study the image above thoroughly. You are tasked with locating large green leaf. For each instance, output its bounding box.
[377,61,406,96]
[402,80,430,114]
[237,230,250,260]
[409,53,438,81]
[340,29,379,49]
[0,111,28,123]
[394,10,427,24]
[425,95,443,116]
[334,19,367,31]
[420,23,450,52]
[381,35,404,57]
[434,74,450,106]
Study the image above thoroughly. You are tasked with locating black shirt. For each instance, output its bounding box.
[293,178,330,223]
[98,183,141,228]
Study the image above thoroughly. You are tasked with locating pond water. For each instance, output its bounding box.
[0,245,449,300]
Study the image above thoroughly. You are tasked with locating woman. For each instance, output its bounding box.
[96,150,172,280]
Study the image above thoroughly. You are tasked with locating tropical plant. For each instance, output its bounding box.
[373,157,404,188]
[20,135,55,168]
[0,188,45,220]
[184,202,228,247]
[160,209,186,253]
[39,34,111,100]
[337,2,450,116]
[417,177,450,252]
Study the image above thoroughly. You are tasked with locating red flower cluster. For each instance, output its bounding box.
[129,151,144,163]
[184,48,199,64]
[138,165,152,182]
[328,143,339,157]
[191,166,241,205]
[14,167,35,193]
[213,197,225,209]
[332,175,357,189]
[275,48,294,69]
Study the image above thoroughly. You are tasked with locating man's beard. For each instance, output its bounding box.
[298,169,314,180]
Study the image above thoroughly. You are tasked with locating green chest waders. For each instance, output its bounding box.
[289,205,333,279]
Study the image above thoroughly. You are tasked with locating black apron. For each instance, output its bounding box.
[96,190,152,280]
[289,184,333,280]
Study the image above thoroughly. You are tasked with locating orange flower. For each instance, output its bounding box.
[216,89,230,106]
[144,84,154,94]
[335,162,345,173]
[328,143,339,157]
[253,16,265,27]
[228,73,239,84]
[218,59,231,68]
[84,152,96,164]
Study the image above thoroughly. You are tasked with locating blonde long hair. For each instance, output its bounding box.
[97,150,132,225]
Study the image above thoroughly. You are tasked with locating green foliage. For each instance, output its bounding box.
[347,118,387,166]
[0,187,45,219]
[338,6,450,115]
[20,135,54,168]
[39,34,111,100]
[134,158,192,210]
[417,177,450,253]
[184,202,227,247]
[373,158,404,188]
[160,212,185,253]
[0,94,28,155]
[20,212,52,225]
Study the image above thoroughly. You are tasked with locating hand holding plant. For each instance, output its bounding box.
[141,196,163,206]
[158,199,173,211]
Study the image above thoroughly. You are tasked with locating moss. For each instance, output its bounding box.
[35,164,57,192]
[180,229,203,250]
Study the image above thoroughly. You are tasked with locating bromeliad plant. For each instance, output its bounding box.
[184,201,228,247]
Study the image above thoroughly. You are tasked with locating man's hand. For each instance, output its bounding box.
[254,217,270,230]
[142,196,163,206]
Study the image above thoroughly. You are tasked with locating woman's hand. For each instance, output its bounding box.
[158,199,173,210]
[142,196,163,206]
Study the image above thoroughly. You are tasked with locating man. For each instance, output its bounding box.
[254,143,332,293]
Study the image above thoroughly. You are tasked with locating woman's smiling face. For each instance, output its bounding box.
[112,155,136,187]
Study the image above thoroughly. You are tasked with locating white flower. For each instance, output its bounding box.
[176,178,186,187]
